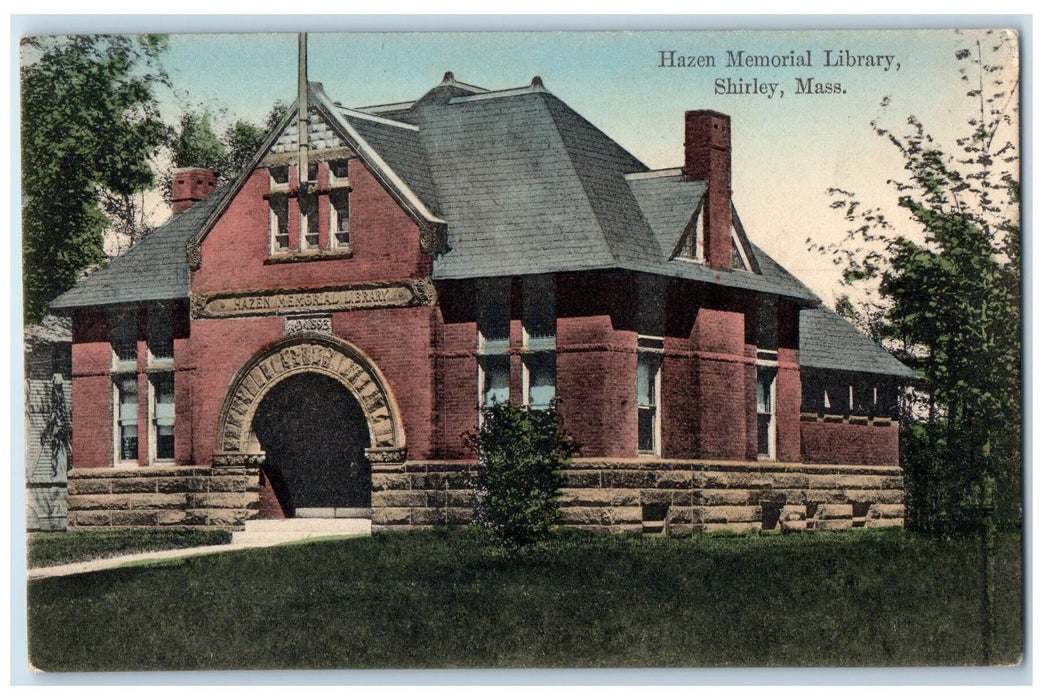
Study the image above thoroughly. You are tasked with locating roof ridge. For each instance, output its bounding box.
[448,76,550,104]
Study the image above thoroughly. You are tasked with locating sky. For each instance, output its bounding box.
[145,27,1020,304]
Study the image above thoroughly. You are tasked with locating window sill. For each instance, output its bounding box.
[265,247,354,264]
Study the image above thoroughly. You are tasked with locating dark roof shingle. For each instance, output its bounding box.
[50,188,228,310]
[799,306,918,378]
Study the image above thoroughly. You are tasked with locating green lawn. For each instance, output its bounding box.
[27,528,1023,671]
[27,529,232,569]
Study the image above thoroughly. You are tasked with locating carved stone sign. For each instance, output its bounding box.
[191,278,436,319]
[285,315,333,336]
[214,337,403,459]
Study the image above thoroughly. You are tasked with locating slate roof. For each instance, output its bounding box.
[799,307,918,378]
[49,186,229,310]
[48,75,910,378]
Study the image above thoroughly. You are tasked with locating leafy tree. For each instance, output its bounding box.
[223,119,267,175]
[465,403,579,552]
[814,31,1021,533]
[21,34,169,323]
[172,110,227,172]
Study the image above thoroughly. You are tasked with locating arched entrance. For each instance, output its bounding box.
[252,372,371,516]
[211,333,407,517]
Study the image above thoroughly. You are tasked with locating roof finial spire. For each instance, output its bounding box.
[442,71,455,84]
[531,75,544,89]
[297,33,310,188]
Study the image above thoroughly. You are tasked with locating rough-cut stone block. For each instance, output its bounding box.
[698,489,752,506]
[209,475,255,493]
[445,490,474,508]
[68,510,111,527]
[771,473,810,489]
[67,478,112,496]
[696,471,730,488]
[699,505,760,524]
[868,503,905,519]
[373,507,411,526]
[110,477,159,494]
[815,503,854,520]
[409,508,448,526]
[606,506,642,525]
[724,471,773,489]
[109,510,162,527]
[669,489,696,506]
[372,473,410,491]
[867,517,904,528]
[154,509,189,526]
[563,471,601,489]
[130,493,187,510]
[69,493,133,511]
[373,490,428,508]
[202,510,242,527]
[700,522,760,534]
[602,471,656,489]
[187,492,249,510]
[804,489,849,504]
[811,517,853,530]
[561,506,606,526]
[655,471,693,489]
[157,476,208,494]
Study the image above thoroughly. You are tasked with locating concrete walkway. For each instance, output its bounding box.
[27,519,372,581]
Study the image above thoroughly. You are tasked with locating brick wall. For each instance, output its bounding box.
[800,418,900,466]
[193,160,431,294]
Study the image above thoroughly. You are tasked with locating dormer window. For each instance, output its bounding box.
[675,201,705,262]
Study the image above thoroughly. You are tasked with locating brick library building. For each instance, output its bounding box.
[50,71,916,534]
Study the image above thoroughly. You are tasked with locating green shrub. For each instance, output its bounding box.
[465,403,579,552]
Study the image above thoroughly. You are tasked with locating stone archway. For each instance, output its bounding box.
[212,334,406,472]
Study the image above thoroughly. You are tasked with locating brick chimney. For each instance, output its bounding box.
[684,110,733,269]
[171,167,218,214]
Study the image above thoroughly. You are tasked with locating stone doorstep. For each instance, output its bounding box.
[231,518,372,545]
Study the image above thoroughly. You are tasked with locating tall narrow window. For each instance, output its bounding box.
[523,275,556,410]
[330,189,350,248]
[270,194,289,252]
[116,375,138,462]
[148,306,173,364]
[111,310,137,370]
[477,278,511,408]
[757,366,777,459]
[299,193,320,250]
[152,373,175,461]
[637,336,663,454]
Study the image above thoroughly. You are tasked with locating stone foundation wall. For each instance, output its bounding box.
[371,458,904,534]
[66,466,259,529]
[371,461,474,530]
[559,459,904,534]
[67,459,904,534]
